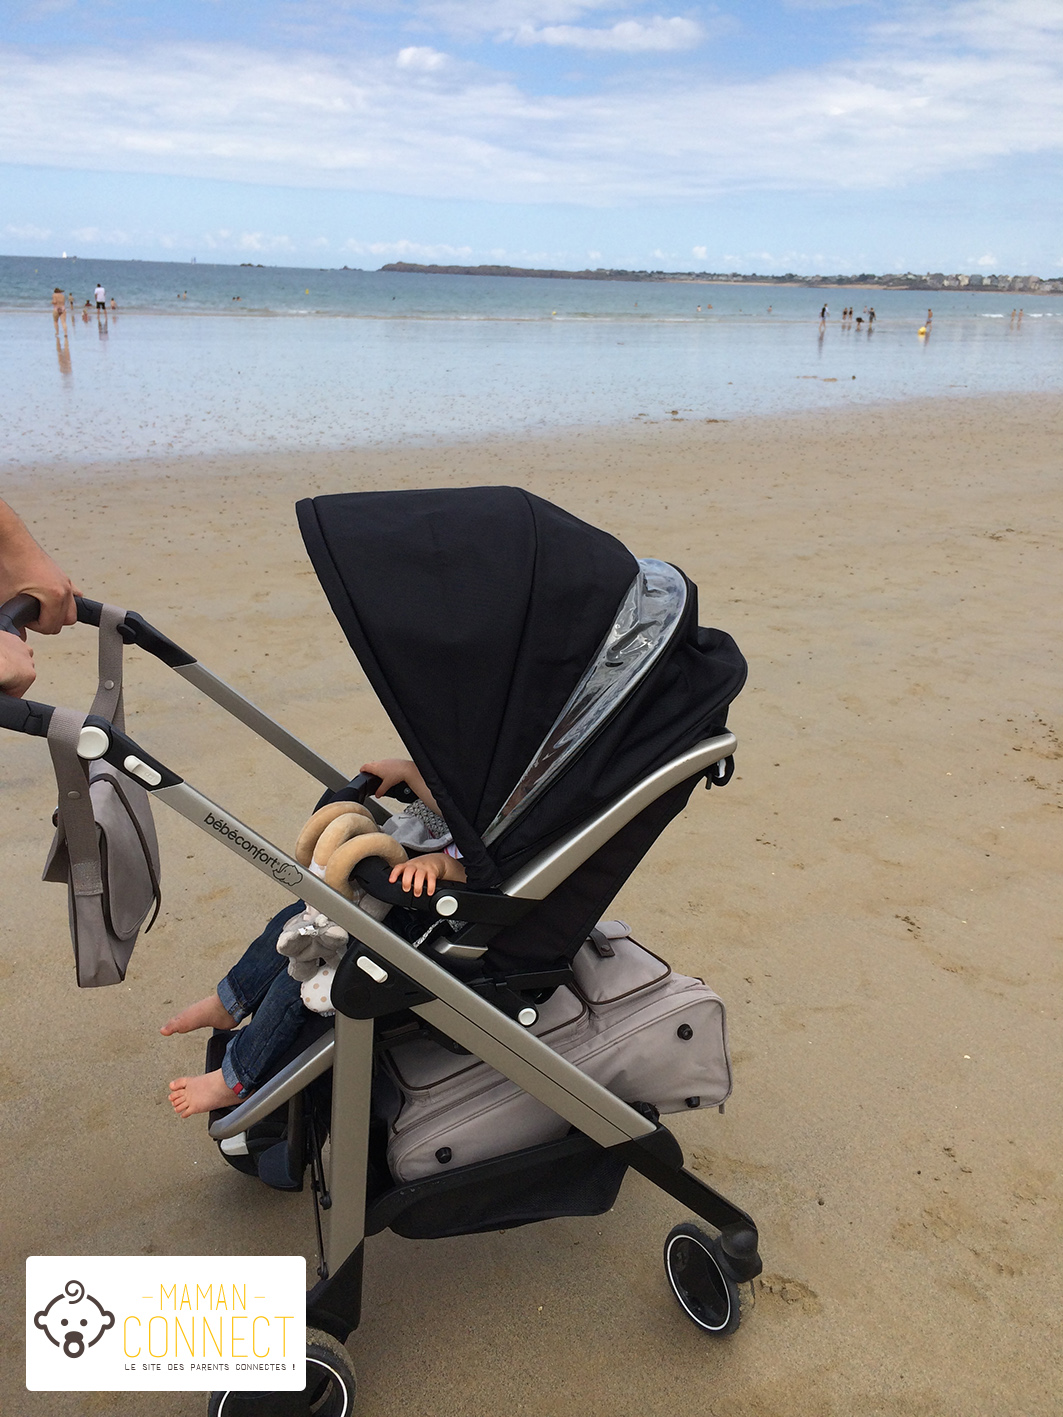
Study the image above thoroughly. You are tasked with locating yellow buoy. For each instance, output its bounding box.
[306,288,310,294]
[918,326,927,335]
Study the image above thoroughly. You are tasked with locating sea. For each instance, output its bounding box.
[3,254,1060,466]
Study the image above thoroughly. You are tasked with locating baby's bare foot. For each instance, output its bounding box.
[169,1069,239,1118]
[160,994,235,1036]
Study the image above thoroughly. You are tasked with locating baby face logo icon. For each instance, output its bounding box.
[34,1279,114,1358]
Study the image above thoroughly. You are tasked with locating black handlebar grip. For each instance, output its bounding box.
[75,596,103,627]
[0,594,42,636]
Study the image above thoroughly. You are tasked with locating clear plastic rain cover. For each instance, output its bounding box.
[482,559,687,846]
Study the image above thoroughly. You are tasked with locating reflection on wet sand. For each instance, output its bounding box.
[9,294,1063,466]
[55,333,71,376]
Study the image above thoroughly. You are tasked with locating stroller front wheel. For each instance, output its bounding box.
[664,1222,744,1336]
[207,1332,356,1415]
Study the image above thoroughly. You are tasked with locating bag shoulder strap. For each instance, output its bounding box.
[46,706,103,899]
[89,603,127,730]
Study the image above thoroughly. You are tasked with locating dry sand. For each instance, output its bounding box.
[2,394,1061,1417]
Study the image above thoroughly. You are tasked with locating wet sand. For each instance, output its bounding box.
[2,393,1061,1416]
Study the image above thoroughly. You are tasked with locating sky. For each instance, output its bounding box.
[1,0,1061,274]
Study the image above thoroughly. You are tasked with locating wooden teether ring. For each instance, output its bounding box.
[295,800,374,866]
[324,833,407,902]
[312,812,377,870]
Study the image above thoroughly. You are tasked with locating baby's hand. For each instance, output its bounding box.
[389,854,445,898]
[362,757,440,814]
[361,758,416,798]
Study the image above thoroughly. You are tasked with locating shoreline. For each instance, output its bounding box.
[4,296,1060,318]
[4,388,1061,482]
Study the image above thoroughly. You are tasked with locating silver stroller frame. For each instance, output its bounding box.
[1,594,762,1411]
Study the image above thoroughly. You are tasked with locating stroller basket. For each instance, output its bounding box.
[1,487,762,1414]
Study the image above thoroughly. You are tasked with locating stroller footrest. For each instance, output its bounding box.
[255,1138,305,1192]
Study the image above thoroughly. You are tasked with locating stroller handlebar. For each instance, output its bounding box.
[76,597,197,669]
[0,594,42,637]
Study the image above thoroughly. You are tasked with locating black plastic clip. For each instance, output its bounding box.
[330,945,435,1020]
[704,755,735,789]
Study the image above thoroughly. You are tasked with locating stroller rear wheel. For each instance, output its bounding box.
[664,1222,744,1336]
[207,1332,356,1415]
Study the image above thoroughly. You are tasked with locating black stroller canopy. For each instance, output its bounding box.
[297,487,746,889]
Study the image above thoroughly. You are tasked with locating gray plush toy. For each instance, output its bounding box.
[277,909,350,1015]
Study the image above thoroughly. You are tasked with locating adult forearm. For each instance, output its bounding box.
[0,500,79,633]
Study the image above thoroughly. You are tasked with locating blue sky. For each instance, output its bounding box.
[2,0,1061,273]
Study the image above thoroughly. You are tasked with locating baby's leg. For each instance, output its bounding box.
[170,965,310,1118]
[160,902,303,1037]
[161,994,234,1036]
[169,1069,235,1117]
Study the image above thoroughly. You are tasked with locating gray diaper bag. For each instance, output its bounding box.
[42,604,162,987]
[383,921,732,1183]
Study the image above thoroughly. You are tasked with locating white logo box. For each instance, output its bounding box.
[27,1256,306,1392]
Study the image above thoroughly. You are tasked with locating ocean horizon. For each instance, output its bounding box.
[5,254,1060,468]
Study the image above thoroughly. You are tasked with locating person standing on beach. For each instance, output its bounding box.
[868,307,876,329]
[926,308,933,328]
[94,282,106,310]
[0,501,80,697]
[51,287,67,335]
[820,303,828,321]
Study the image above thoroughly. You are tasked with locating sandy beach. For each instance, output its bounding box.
[2,392,1061,1416]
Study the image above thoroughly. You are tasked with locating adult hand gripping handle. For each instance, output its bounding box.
[0,593,42,638]
[0,595,180,789]
[0,596,49,727]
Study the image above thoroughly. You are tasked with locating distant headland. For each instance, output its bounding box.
[379,262,1061,294]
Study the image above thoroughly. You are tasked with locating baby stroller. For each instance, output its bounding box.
[1,486,762,1415]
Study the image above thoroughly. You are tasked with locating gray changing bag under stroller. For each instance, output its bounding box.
[385,921,731,1182]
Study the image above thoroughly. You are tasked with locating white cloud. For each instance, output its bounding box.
[514,16,703,51]
[240,232,294,252]
[196,228,295,252]
[69,225,131,244]
[971,252,997,265]
[692,244,706,258]
[0,3,1060,205]
[876,0,1063,54]
[342,237,475,259]
[397,46,448,71]
[417,1,621,32]
[4,222,51,240]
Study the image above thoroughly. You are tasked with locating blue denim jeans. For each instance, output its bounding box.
[216,902,308,1096]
